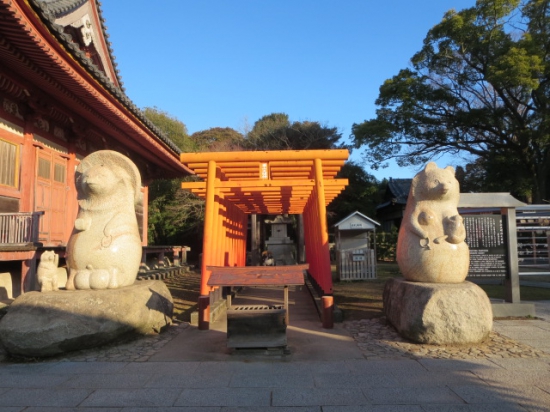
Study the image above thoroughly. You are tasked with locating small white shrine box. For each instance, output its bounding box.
[333,211,380,280]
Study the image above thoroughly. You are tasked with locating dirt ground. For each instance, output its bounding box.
[331,262,401,321]
[162,269,201,323]
[164,261,550,323]
[163,262,402,323]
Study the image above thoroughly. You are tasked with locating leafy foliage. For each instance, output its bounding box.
[147,177,205,246]
[351,0,550,202]
[456,154,534,201]
[326,162,382,227]
[191,127,244,152]
[142,108,206,248]
[142,107,195,152]
[245,112,345,150]
[376,228,399,262]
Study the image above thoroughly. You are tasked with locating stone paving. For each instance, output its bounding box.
[10,313,546,364]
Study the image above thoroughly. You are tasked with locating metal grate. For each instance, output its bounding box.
[232,305,283,311]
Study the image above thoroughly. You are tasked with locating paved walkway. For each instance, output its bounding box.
[0,285,549,411]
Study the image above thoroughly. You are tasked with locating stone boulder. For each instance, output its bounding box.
[383,278,492,345]
[0,280,173,358]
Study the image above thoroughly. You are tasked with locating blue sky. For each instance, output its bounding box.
[100,0,477,180]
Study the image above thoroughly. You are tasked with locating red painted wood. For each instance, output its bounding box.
[206,264,308,286]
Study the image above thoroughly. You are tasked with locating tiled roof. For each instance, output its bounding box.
[387,178,411,205]
[376,178,412,210]
[40,0,88,16]
[31,0,182,155]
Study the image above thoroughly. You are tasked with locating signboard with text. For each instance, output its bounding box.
[463,214,508,277]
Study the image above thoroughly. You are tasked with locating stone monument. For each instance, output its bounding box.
[0,151,173,358]
[265,215,296,266]
[384,162,493,345]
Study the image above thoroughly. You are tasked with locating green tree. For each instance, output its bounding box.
[245,112,344,150]
[191,127,244,152]
[351,0,550,202]
[326,162,382,227]
[142,108,206,248]
[147,177,205,246]
[456,153,534,201]
[142,107,196,152]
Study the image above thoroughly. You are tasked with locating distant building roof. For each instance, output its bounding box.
[458,193,526,209]
[377,178,412,210]
[333,211,380,230]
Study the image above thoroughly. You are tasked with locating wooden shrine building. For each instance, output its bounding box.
[180,150,349,329]
[0,0,191,297]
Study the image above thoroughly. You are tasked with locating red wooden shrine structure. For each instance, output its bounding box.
[180,149,349,329]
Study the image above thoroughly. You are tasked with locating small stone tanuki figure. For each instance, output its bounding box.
[66,150,142,290]
[37,250,59,292]
[396,162,469,283]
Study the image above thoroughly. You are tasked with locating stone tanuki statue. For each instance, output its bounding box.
[385,162,491,345]
[396,162,469,283]
[0,152,174,358]
[37,250,60,292]
[66,150,142,290]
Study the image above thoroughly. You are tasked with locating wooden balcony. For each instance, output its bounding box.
[0,212,44,249]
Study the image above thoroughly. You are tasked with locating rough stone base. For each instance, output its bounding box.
[383,278,493,345]
[0,280,173,358]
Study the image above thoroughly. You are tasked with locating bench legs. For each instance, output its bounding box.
[322,295,334,329]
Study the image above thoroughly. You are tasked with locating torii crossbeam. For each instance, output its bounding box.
[180,149,349,329]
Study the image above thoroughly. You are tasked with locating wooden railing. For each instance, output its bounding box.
[0,212,44,246]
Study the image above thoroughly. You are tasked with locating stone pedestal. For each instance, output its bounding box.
[383,278,493,345]
[0,280,173,358]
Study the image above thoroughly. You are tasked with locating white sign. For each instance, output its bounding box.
[352,255,365,261]
[350,223,364,228]
[260,163,269,179]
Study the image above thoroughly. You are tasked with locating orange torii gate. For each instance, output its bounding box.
[180,149,349,329]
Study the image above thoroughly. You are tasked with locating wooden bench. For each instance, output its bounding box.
[207,264,307,320]
[207,264,308,348]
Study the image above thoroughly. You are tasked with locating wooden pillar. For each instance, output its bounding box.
[251,214,260,265]
[313,158,332,295]
[241,211,248,266]
[19,127,35,212]
[503,207,520,303]
[19,124,37,292]
[199,160,217,330]
[322,295,334,329]
[21,255,38,293]
[218,197,226,266]
[305,200,316,277]
[297,214,305,263]
[227,202,233,266]
[141,185,149,246]
[172,247,181,266]
[64,143,78,244]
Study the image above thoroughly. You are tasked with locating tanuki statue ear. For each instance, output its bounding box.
[425,162,437,171]
[445,165,455,175]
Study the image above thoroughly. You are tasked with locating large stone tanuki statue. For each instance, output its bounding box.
[66,150,142,290]
[0,150,174,358]
[396,162,469,283]
[385,162,492,345]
